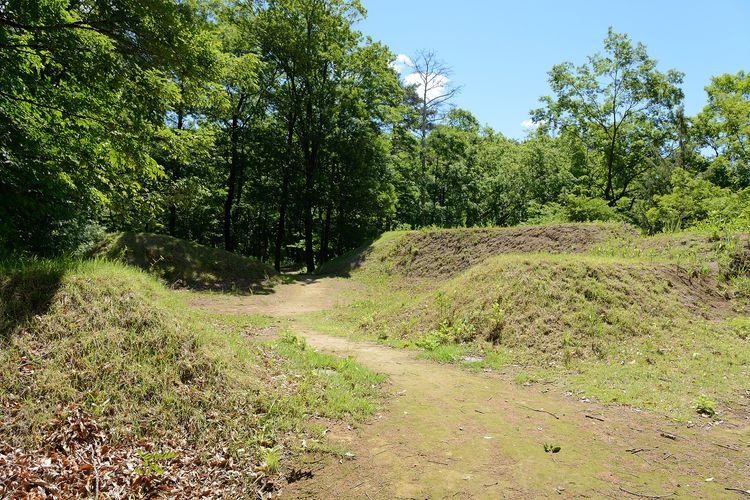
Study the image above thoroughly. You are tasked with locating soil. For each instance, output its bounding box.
[386,224,635,277]
[191,277,750,499]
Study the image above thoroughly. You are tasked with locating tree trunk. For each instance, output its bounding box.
[274,169,289,271]
[223,113,240,252]
[303,161,315,273]
[168,105,185,236]
[274,113,296,272]
[319,202,332,264]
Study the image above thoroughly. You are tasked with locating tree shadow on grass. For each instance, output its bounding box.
[92,232,278,296]
[314,239,377,278]
[0,262,65,343]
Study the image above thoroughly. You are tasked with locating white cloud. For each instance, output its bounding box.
[391,53,451,102]
[521,118,544,130]
[389,54,413,74]
[404,72,450,101]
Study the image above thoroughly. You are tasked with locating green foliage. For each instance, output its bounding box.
[695,395,716,417]
[563,195,620,223]
[415,319,476,350]
[693,71,750,189]
[260,447,281,474]
[543,443,562,453]
[3,2,749,274]
[647,169,750,233]
[0,0,211,255]
[136,450,178,476]
[535,28,684,206]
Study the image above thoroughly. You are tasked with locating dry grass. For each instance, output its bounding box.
[0,259,382,496]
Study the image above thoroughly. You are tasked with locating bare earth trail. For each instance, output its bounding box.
[190,278,750,499]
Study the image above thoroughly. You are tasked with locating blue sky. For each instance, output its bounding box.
[357,0,750,139]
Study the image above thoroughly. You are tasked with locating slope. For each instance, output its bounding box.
[91,232,275,291]
[0,259,381,497]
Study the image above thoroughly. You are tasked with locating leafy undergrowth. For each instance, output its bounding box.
[0,260,382,498]
[91,232,276,292]
[310,224,750,420]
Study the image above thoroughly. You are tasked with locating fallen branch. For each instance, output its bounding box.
[373,444,398,456]
[658,431,677,440]
[715,442,740,452]
[519,404,560,420]
[725,488,750,496]
[626,448,650,455]
[91,445,100,500]
[618,486,673,498]
[585,414,605,422]
[426,459,449,465]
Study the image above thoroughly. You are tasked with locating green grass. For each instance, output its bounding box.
[0,259,383,474]
[90,232,276,291]
[309,224,750,420]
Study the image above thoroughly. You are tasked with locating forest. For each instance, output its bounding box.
[2,0,749,271]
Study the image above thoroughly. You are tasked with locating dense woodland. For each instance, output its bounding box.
[2,0,749,271]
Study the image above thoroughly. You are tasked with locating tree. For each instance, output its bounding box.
[693,71,750,188]
[0,0,207,254]
[534,28,684,206]
[399,50,460,224]
[257,0,399,272]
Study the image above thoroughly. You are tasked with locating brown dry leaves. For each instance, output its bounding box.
[0,407,276,499]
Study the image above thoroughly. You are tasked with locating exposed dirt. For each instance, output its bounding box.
[192,277,750,499]
[187,277,363,316]
[384,224,636,277]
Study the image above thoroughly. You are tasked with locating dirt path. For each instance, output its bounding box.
[191,277,750,499]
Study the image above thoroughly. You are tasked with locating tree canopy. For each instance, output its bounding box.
[2,6,748,263]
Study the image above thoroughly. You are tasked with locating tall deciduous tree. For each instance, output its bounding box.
[693,71,750,188]
[534,28,684,206]
[0,0,207,253]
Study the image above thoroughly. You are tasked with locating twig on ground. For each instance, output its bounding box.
[426,459,449,465]
[626,448,650,454]
[725,488,750,496]
[658,430,677,440]
[714,442,740,452]
[373,444,398,456]
[91,445,100,499]
[618,486,673,498]
[585,414,605,422]
[483,481,500,487]
[519,404,560,420]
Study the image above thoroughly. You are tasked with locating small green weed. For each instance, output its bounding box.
[695,395,716,417]
[261,447,281,474]
[136,450,177,476]
[543,443,561,453]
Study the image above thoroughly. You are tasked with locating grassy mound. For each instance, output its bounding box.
[320,223,635,277]
[306,224,750,419]
[380,255,736,357]
[91,232,275,291]
[0,260,381,496]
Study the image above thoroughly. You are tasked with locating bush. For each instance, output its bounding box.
[563,195,620,222]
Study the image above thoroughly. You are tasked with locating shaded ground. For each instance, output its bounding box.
[192,276,750,499]
[91,232,275,292]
